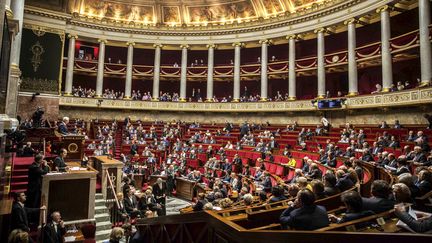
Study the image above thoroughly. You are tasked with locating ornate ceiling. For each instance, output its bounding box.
[28,0,331,26]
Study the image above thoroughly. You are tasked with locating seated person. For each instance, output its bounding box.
[58,117,69,135]
[416,170,432,196]
[123,188,140,218]
[362,180,395,214]
[22,142,36,157]
[394,203,432,233]
[329,191,374,223]
[269,186,287,203]
[323,173,340,196]
[279,189,329,230]
[42,211,66,243]
[193,193,208,211]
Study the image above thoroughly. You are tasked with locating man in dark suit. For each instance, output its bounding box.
[41,211,66,243]
[11,192,45,232]
[260,172,272,192]
[57,117,69,135]
[362,180,395,213]
[280,189,329,230]
[153,178,167,216]
[53,149,68,172]
[306,163,322,180]
[193,193,208,211]
[26,154,50,208]
[123,188,140,218]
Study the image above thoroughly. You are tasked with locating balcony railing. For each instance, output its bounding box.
[60,87,432,112]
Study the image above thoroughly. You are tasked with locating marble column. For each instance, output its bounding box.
[5,0,24,118]
[232,42,243,101]
[345,19,358,96]
[152,44,162,100]
[259,39,270,101]
[124,42,135,99]
[315,28,326,98]
[95,39,107,98]
[287,35,297,100]
[179,44,189,102]
[10,0,24,65]
[419,0,432,86]
[377,5,393,92]
[206,44,216,101]
[64,34,77,95]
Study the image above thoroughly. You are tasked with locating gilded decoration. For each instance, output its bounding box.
[30,41,45,72]
[64,0,348,27]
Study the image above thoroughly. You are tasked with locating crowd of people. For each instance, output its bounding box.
[9,116,432,243]
[69,78,426,103]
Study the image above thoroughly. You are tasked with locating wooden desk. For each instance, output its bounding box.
[41,162,97,222]
[62,135,85,160]
[64,230,84,243]
[92,156,123,199]
[175,177,208,201]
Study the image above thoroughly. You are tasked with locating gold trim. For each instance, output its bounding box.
[152,97,160,101]
[346,92,358,96]
[419,80,431,87]
[68,143,79,153]
[382,87,390,92]
[260,97,268,101]
[58,33,66,95]
[5,8,13,19]
[123,96,131,100]
[316,95,325,99]
[376,5,389,14]
[232,99,240,102]
[179,98,187,102]
[180,44,190,49]
[24,23,65,36]
[206,44,217,49]
[288,96,297,101]
[63,93,73,96]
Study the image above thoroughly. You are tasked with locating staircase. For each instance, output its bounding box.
[94,193,112,242]
[10,156,34,193]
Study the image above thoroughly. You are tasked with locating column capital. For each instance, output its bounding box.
[259,39,272,45]
[98,39,108,44]
[314,28,329,34]
[376,5,390,13]
[232,42,244,48]
[206,44,217,49]
[344,18,358,26]
[67,34,78,39]
[180,44,190,49]
[286,34,301,40]
[126,41,135,46]
[153,43,163,49]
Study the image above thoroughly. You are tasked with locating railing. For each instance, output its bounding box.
[104,169,122,225]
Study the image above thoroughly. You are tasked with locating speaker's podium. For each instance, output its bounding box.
[55,133,85,160]
[40,162,97,223]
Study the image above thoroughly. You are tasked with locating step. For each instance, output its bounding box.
[11,175,28,183]
[95,193,104,200]
[95,213,110,223]
[95,229,111,241]
[95,206,108,215]
[12,169,28,176]
[96,221,112,232]
[95,199,106,207]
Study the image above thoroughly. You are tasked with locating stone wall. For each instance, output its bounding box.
[17,94,59,122]
[59,105,432,126]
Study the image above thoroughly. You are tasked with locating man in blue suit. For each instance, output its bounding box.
[58,117,69,135]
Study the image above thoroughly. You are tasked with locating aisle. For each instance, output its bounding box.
[165,196,192,216]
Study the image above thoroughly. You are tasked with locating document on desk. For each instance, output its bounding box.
[64,236,76,242]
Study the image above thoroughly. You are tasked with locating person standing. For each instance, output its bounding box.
[26,154,49,208]
[53,149,68,172]
[11,192,45,232]
[153,178,167,216]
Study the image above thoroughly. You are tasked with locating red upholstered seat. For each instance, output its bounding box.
[275,165,284,176]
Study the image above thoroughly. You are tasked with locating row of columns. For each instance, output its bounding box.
[63,4,431,100]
